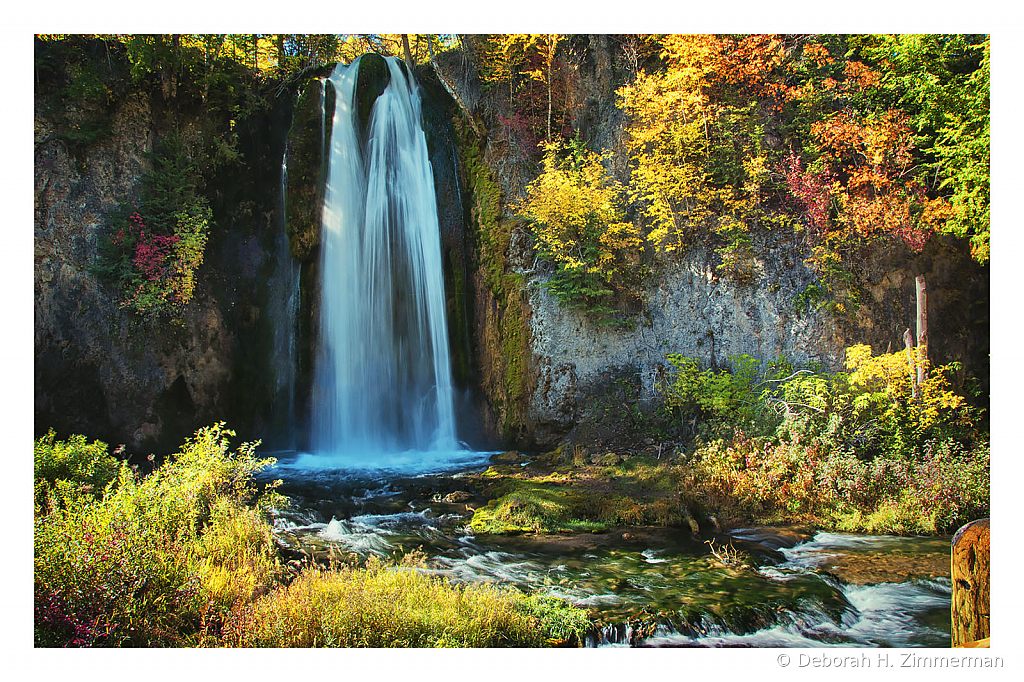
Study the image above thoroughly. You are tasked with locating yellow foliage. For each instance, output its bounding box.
[515,143,641,284]
[616,35,762,262]
[475,34,542,103]
[844,343,967,432]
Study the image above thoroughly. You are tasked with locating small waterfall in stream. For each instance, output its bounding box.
[268,147,301,448]
[304,56,471,472]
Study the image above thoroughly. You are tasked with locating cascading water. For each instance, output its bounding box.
[297,56,483,474]
[267,147,301,448]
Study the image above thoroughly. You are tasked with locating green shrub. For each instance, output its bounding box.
[664,354,771,432]
[34,430,125,513]
[664,346,980,460]
[34,424,284,647]
[224,556,591,647]
[92,134,212,318]
[34,485,203,647]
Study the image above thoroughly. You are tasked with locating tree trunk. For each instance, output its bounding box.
[169,34,179,99]
[903,328,917,399]
[952,519,990,647]
[546,36,553,142]
[402,34,415,72]
[916,274,928,386]
[427,35,483,138]
[202,35,226,103]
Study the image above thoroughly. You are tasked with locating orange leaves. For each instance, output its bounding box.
[812,110,914,175]
[802,42,835,67]
[713,34,792,110]
[658,34,795,113]
[843,60,881,90]
[806,109,934,250]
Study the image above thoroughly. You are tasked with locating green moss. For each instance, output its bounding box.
[354,54,390,139]
[285,80,328,262]
[470,459,687,535]
[446,249,471,385]
[454,119,530,439]
[499,297,527,435]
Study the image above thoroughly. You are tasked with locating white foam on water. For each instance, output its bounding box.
[316,517,394,555]
[641,548,669,564]
[281,448,494,477]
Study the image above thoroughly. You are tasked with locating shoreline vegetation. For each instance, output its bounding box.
[35,345,987,647]
[34,424,591,647]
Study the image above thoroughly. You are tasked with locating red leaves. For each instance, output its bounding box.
[134,234,179,281]
[783,150,833,232]
[115,212,179,281]
[813,110,915,178]
[497,113,540,161]
[803,111,934,251]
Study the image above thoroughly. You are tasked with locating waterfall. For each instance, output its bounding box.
[311,56,459,461]
[268,146,301,448]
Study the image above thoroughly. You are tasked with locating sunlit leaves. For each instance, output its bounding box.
[515,142,641,314]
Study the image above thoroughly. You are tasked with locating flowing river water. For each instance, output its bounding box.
[258,453,952,648]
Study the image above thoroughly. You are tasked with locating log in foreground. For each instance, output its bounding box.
[951,518,990,647]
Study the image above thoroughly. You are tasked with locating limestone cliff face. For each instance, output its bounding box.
[523,237,839,444]
[451,36,988,450]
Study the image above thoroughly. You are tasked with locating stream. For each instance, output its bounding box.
[258,453,952,648]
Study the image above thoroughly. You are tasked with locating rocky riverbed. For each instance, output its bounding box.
[257,450,953,648]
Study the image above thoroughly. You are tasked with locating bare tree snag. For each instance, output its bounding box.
[952,519,990,647]
[903,328,918,399]
[426,35,484,138]
[916,274,928,386]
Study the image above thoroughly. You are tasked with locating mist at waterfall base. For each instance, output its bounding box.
[281,57,491,477]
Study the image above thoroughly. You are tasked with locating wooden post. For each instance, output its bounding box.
[951,518,990,647]
[915,274,928,386]
[903,328,918,400]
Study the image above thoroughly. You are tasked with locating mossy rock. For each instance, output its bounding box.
[354,53,390,139]
[285,80,329,262]
[490,450,523,464]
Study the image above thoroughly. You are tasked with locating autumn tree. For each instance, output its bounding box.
[861,34,990,263]
[616,34,770,281]
[514,140,643,317]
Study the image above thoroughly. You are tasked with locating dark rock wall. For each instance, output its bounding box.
[34,49,299,455]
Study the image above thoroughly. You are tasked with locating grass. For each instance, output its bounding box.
[224,555,591,647]
[34,425,592,647]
